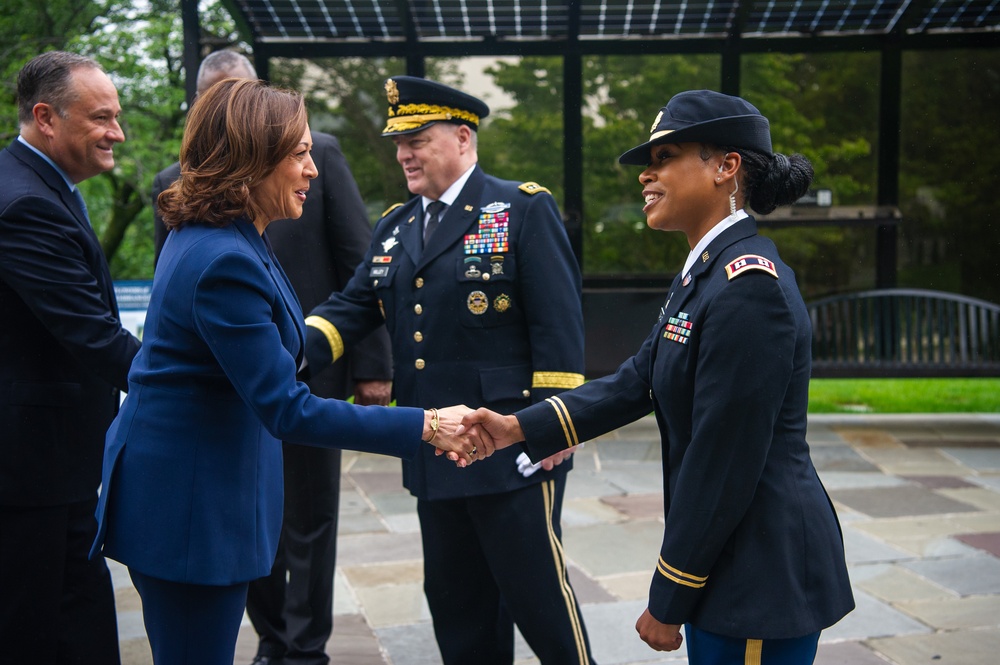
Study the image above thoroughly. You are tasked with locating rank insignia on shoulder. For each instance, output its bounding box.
[519,182,551,195]
[725,254,778,280]
[381,203,404,218]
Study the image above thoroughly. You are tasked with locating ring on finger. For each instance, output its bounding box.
[471,446,478,457]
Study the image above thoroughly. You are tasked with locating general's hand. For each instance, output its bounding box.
[354,380,392,406]
[424,405,495,467]
[635,609,683,652]
[458,408,524,451]
[540,444,579,470]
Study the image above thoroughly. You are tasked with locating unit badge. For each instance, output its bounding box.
[464,256,482,278]
[381,236,399,252]
[491,255,505,275]
[482,201,511,214]
[493,294,511,313]
[467,291,489,315]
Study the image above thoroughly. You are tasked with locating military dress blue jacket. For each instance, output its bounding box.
[305,166,585,500]
[515,217,854,639]
[92,219,424,585]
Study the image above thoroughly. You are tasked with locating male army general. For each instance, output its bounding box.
[303,76,596,664]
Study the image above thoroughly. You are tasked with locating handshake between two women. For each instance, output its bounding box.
[429,407,576,471]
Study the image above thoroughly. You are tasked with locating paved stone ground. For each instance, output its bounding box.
[111,413,1000,665]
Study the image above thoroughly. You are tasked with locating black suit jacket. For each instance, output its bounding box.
[0,139,141,506]
[152,131,391,398]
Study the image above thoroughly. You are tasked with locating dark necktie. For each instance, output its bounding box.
[424,200,446,246]
[71,187,89,221]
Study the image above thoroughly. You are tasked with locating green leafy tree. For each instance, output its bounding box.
[269,57,462,222]
[0,0,113,139]
[899,49,1000,302]
[1,0,245,279]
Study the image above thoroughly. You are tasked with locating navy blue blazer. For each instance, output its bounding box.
[0,139,140,506]
[92,219,424,585]
[304,167,585,500]
[152,132,394,399]
[516,217,854,639]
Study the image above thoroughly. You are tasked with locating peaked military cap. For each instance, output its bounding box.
[619,90,772,165]
[382,75,490,137]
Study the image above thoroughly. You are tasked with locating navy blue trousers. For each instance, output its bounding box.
[130,569,248,665]
[685,625,820,664]
[418,477,593,665]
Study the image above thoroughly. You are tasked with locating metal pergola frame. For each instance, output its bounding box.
[180,1,1000,289]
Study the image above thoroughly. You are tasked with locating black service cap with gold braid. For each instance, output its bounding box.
[382,75,490,137]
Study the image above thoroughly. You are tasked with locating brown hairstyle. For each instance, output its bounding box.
[157,78,307,230]
[17,51,102,125]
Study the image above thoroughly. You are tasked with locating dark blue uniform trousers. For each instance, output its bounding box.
[417,475,594,665]
[686,625,820,664]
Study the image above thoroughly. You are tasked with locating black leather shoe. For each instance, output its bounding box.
[251,657,283,665]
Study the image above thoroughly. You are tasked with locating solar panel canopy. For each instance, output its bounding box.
[224,1,1000,47]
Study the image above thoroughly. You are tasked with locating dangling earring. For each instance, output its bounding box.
[729,180,739,216]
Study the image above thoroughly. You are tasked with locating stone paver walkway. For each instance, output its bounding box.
[111,413,1000,665]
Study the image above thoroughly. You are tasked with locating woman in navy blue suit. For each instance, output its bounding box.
[463,91,854,665]
[91,79,485,665]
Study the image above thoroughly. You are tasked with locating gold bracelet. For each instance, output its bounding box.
[425,408,439,443]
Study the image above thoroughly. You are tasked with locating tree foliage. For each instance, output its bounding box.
[1,0,245,279]
[2,1,996,303]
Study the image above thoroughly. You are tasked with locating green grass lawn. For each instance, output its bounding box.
[808,378,1000,414]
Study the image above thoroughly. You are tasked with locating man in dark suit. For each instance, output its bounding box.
[152,51,392,665]
[303,76,594,664]
[0,51,141,664]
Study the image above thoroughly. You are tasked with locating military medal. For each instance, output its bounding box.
[467,291,488,315]
[493,294,511,313]
[464,203,511,254]
[663,311,692,345]
[464,257,482,278]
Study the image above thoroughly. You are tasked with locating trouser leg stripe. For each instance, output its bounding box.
[541,479,589,664]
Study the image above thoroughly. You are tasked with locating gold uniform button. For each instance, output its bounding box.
[414,304,423,315]
[415,359,425,370]
[522,389,531,398]
[415,277,424,288]
[414,331,423,342]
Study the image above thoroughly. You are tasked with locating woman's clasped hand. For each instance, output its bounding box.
[427,405,496,467]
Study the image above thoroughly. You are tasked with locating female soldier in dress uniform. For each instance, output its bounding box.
[462,90,855,665]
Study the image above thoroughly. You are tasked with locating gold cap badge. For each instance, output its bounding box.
[385,79,399,105]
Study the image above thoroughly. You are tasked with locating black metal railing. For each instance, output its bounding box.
[808,289,1000,377]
